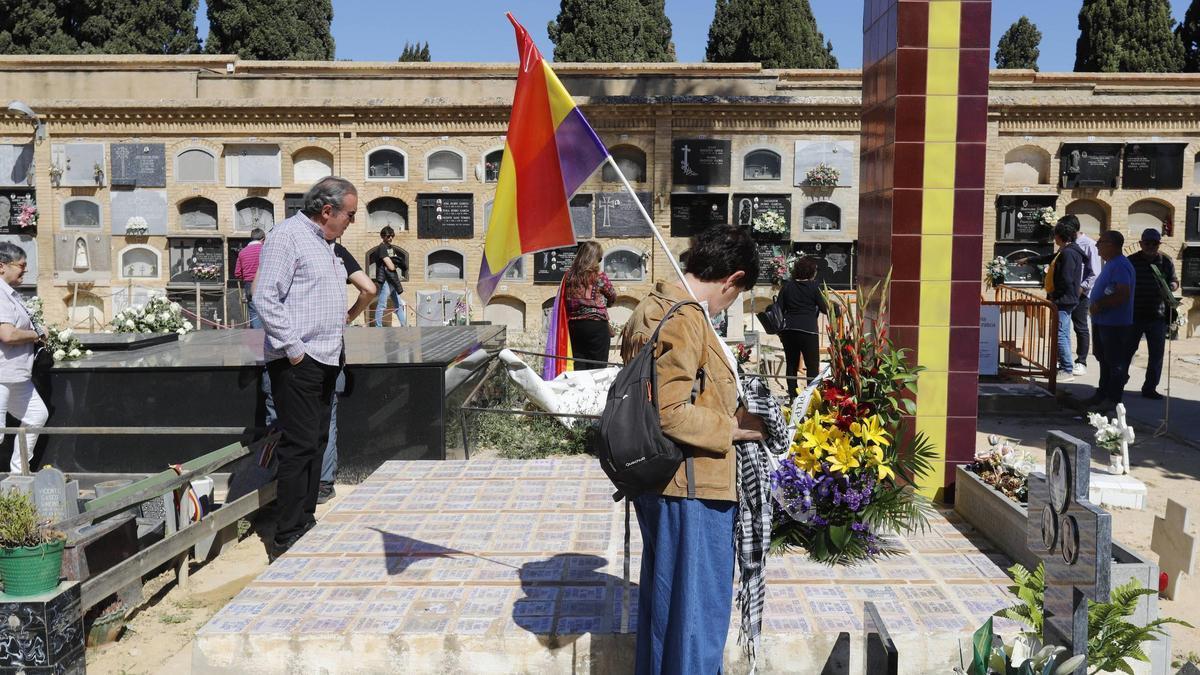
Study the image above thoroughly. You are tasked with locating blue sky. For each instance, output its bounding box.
[197,1,1192,72]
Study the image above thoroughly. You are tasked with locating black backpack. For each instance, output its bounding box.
[598,300,702,500]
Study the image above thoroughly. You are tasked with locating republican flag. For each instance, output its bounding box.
[476,13,610,305]
[542,279,572,380]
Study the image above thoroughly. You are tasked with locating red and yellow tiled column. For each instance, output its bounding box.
[860,0,991,501]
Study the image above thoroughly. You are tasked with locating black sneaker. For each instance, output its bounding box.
[1142,390,1164,400]
[317,482,336,505]
[267,531,303,563]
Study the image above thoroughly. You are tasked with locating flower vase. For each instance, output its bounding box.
[1107,451,1124,475]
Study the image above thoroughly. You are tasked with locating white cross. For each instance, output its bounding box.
[679,144,698,177]
[1151,499,1197,600]
[1112,403,1136,475]
[598,195,621,229]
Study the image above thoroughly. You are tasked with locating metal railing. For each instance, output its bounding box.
[983,285,1059,391]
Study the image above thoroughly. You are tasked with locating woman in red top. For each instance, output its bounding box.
[563,241,616,370]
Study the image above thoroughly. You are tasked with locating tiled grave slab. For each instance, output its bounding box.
[196,459,1016,674]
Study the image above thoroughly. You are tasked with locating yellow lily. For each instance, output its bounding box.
[797,418,830,456]
[791,444,822,473]
[866,444,895,481]
[851,415,891,448]
[826,440,861,474]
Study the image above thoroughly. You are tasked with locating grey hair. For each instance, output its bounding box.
[0,242,26,264]
[250,227,265,241]
[302,176,357,217]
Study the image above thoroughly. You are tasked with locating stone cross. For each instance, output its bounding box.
[598,195,621,230]
[679,144,698,177]
[1151,499,1196,600]
[1110,403,1135,476]
[1026,431,1112,675]
[32,467,69,524]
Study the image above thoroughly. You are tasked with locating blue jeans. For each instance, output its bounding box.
[1057,309,1074,373]
[1093,324,1135,403]
[264,369,343,483]
[247,297,262,329]
[1131,318,1168,393]
[633,494,735,675]
[374,281,404,327]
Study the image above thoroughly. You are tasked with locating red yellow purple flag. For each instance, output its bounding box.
[476,13,610,305]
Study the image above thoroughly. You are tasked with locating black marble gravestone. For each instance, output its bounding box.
[533,246,578,284]
[756,243,789,286]
[417,194,474,239]
[995,194,1057,242]
[1026,431,1112,675]
[1182,246,1200,293]
[670,193,728,237]
[672,139,731,187]
[863,601,899,675]
[994,242,1053,287]
[109,143,166,188]
[1059,143,1122,189]
[1122,143,1186,190]
[733,193,791,228]
[0,188,36,235]
[570,194,593,239]
[168,237,225,286]
[593,192,652,238]
[0,583,85,673]
[792,241,856,290]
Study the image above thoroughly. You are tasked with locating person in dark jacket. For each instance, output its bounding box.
[1127,228,1178,400]
[367,226,407,326]
[1022,220,1085,381]
[777,256,827,399]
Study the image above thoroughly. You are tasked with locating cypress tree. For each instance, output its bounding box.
[548,0,675,63]
[1075,0,1183,72]
[0,0,79,54]
[0,0,200,55]
[206,0,335,60]
[995,17,1041,70]
[705,0,837,69]
[398,41,431,62]
[1178,0,1200,71]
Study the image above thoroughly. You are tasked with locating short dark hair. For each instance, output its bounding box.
[250,227,265,241]
[1100,230,1124,248]
[1056,214,1081,235]
[379,226,395,238]
[792,256,818,280]
[683,224,758,289]
[1053,221,1076,243]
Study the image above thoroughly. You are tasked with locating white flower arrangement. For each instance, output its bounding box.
[125,217,149,235]
[1087,410,1130,453]
[45,325,90,361]
[24,296,44,327]
[110,294,194,334]
[751,211,788,237]
[190,263,222,281]
[985,256,1008,288]
[1039,207,1056,226]
[804,163,840,187]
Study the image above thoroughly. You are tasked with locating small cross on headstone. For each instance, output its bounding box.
[1151,499,1196,601]
[1026,431,1112,675]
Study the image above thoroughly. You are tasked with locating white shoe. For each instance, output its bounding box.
[1073,363,1087,376]
[1058,371,1076,383]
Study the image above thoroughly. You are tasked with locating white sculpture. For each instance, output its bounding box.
[72,237,89,271]
[1112,403,1136,475]
[1087,403,1136,475]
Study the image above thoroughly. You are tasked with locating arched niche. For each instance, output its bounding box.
[426,149,465,181]
[608,296,640,326]
[367,197,408,231]
[118,244,161,280]
[179,196,218,230]
[602,145,647,182]
[62,197,101,229]
[484,149,504,183]
[366,244,409,282]
[176,147,218,183]
[803,202,842,232]
[235,197,274,231]
[744,149,783,181]
[1065,199,1109,239]
[484,295,526,332]
[292,147,334,184]
[426,248,465,280]
[503,256,525,280]
[1003,145,1052,185]
[1128,199,1173,236]
[365,147,407,180]
[603,248,646,281]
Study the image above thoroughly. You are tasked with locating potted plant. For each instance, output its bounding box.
[0,489,66,596]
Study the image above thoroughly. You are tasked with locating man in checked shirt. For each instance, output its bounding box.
[255,176,358,559]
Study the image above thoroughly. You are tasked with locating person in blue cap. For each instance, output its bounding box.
[1127,227,1178,400]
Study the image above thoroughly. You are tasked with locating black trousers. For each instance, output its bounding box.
[568,319,612,370]
[1070,295,1091,364]
[266,355,339,543]
[1093,324,1135,404]
[780,330,821,399]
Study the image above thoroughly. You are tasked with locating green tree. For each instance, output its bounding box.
[0,0,200,55]
[206,0,334,60]
[1075,0,1183,72]
[995,16,1041,70]
[548,0,675,62]
[1178,0,1200,71]
[398,41,430,62]
[0,0,79,54]
[705,0,837,69]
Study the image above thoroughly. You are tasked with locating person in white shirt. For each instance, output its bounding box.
[0,243,48,473]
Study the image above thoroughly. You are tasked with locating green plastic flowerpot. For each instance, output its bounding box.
[0,540,64,597]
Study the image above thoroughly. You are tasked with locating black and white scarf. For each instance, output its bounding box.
[734,375,790,673]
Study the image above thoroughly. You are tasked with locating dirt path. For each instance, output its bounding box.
[976,412,1200,665]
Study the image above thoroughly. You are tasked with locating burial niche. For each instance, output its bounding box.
[1065,199,1109,240]
[119,245,160,279]
[176,148,218,183]
[602,248,646,281]
[292,147,334,184]
[427,150,465,181]
[62,198,101,229]
[366,147,407,180]
[803,202,842,232]
[744,149,783,181]
[426,249,465,280]
[484,149,504,183]
[367,197,408,231]
[1003,145,1051,185]
[235,197,274,231]
[179,196,219,230]
[1128,199,1172,236]
[484,296,526,332]
[602,145,646,182]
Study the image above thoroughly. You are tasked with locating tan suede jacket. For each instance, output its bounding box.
[619,282,738,502]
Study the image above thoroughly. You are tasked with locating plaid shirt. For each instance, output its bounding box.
[255,212,347,366]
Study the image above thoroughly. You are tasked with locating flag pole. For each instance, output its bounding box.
[601,155,691,293]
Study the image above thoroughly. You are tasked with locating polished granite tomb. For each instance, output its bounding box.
[23,327,502,479]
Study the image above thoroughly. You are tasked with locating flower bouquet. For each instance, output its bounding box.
[733,342,752,366]
[124,217,149,236]
[111,295,194,335]
[804,163,840,187]
[1087,405,1133,474]
[751,211,788,238]
[45,326,90,361]
[768,255,789,284]
[1038,207,1056,227]
[984,256,1008,289]
[968,435,1034,503]
[771,281,937,564]
[16,204,37,230]
[190,263,221,281]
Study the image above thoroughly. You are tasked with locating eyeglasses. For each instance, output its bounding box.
[2,262,27,270]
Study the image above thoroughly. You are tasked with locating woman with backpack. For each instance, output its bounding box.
[617,224,764,674]
[777,255,827,399]
[563,241,616,370]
